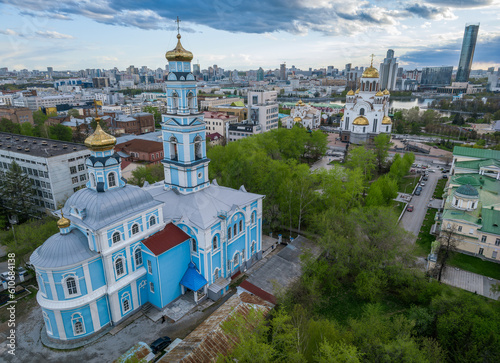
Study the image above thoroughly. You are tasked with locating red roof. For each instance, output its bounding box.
[206,132,223,141]
[142,223,191,256]
[239,280,277,305]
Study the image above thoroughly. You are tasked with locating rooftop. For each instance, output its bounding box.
[142,222,190,256]
[115,138,163,153]
[0,132,88,158]
[453,146,500,160]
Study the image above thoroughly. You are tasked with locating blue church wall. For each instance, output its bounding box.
[141,247,162,309]
[158,240,190,306]
[89,258,105,291]
[211,250,222,275]
[111,249,128,281]
[37,270,52,300]
[61,304,94,339]
[118,284,133,318]
[42,308,58,339]
[196,166,206,184]
[146,210,159,229]
[127,217,144,238]
[251,201,258,209]
[53,266,87,301]
[171,168,179,186]
[107,225,125,247]
[136,275,148,306]
[97,295,110,327]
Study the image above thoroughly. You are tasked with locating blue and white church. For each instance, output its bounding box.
[30,31,264,343]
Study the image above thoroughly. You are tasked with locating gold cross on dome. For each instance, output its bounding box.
[370,54,375,67]
[176,16,181,35]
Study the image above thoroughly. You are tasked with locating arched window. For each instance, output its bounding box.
[90,172,96,188]
[108,172,116,187]
[122,293,131,313]
[71,313,85,335]
[37,273,46,296]
[112,231,121,244]
[149,215,156,227]
[227,227,232,240]
[115,258,124,276]
[234,224,237,236]
[131,224,139,235]
[187,91,195,110]
[212,235,218,250]
[213,268,220,280]
[43,312,52,335]
[251,242,256,255]
[251,212,255,224]
[135,248,143,267]
[359,108,365,116]
[169,136,178,161]
[172,91,179,111]
[66,277,78,296]
[234,253,239,267]
[239,220,243,233]
[192,238,197,253]
[194,135,202,160]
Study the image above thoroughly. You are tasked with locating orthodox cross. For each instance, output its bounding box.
[370,54,375,67]
[176,16,181,35]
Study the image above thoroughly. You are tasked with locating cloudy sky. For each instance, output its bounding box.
[0,0,499,72]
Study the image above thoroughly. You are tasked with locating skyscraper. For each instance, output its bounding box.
[379,49,398,91]
[456,23,479,83]
[280,63,287,81]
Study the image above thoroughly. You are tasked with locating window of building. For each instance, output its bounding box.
[233,253,239,267]
[135,248,143,266]
[90,173,96,188]
[66,277,78,295]
[359,108,365,116]
[192,238,197,253]
[458,226,462,232]
[112,231,121,243]
[131,224,139,235]
[251,241,256,255]
[213,268,220,280]
[70,166,77,174]
[72,176,78,184]
[251,212,256,224]
[239,220,243,233]
[43,312,52,335]
[493,251,498,259]
[147,260,152,274]
[72,314,85,335]
[149,215,156,227]
[479,248,484,255]
[194,135,202,160]
[108,172,116,187]
[78,164,85,171]
[481,235,487,243]
[79,174,86,182]
[233,224,237,236]
[122,293,131,313]
[455,199,459,206]
[212,235,218,250]
[495,239,500,246]
[227,227,232,240]
[150,282,155,293]
[469,228,474,235]
[115,258,124,276]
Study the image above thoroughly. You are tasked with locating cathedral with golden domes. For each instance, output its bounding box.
[340,57,392,144]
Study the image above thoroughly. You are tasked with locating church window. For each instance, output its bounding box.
[150,282,155,293]
[191,238,197,253]
[234,224,237,236]
[251,212,256,224]
[135,248,143,267]
[213,235,218,250]
[122,293,131,313]
[471,202,475,209]
[112,232,121,243]
[108,172,116,187]
[194,135,202,160]
[115,258,124,277]
[172,92,179,111]
[71,313,85,335]
[213,268,220,280]
[251,241,256,255]
[90,173,96,188]
[455,199,459,206]
[147,260,152,274]
[43,312,52,335]
[228,227,232,240]
[73,321,84,335]
[363,127,366,133]
[149,215,156,227]
[131,224,139,235]
[234,253,239,267]
[187,91,195,110]
[239,220,243,233]
[458,226,462,232]
[359,108,365,116]
[37,274,47,296]
[169,136,178,161]
[386,126,389,132]
[66,277,78,296]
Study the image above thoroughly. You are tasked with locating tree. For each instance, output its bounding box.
[128,164,164,186]
[372,134,392,173]
[32,110,48,125]
[345,146,376,181]
[143,105,162,128]
[49,124,73,142]
[67,109,80,118]
[434,226,459,282]
[0,118,21,134]
[0,161,36,222]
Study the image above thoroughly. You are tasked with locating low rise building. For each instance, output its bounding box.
[203,111,238,139]
[0,106,34,125]
[227,123,261,142]
[0,133,90,211]
[115,138,164,164]
[283,100,321,129]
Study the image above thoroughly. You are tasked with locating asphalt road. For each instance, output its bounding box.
[400,167,444,240]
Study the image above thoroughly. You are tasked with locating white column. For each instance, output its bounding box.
[54,310,67,340]
[83,263,93,294]
[90,301,101,331]
[47,271,58,301]
[131,281,139,309]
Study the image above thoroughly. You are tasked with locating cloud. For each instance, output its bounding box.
[0,29,22,37]
[35,30,74,39]
[424,0,495,8]
[0,0,463,35]
[399,34,500,67]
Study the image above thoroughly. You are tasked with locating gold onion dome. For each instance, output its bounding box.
[382,116,392,124]
[355,89,360,94]
[165,34,193,62]
[296,99,304,106]
[375,90,384,97]
[57,215,71,229]
[347,89,355,96]
[383,89,390,95]
[362,66,379,78]
[84,124,116,151]
[293,116,302,122]
[353,115,369,125]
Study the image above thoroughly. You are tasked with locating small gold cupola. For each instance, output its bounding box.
[165,19,193,62]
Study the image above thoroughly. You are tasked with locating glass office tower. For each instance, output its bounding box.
[456,23,479,82]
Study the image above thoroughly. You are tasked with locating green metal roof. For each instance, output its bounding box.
[454,175,482,186]
[479,208,500,235]
[455,160,483,171]
[453,146,500,159]
[230,101,245,107]
[456,184,479,197]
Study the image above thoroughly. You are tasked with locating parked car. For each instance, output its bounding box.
[415,190,421,196]
[0,272,10,282]
[420,182,426,187]
[150,336,172,354]
[433,146,438,149]
[407,205,414,212]
[443,174,448,179]
[423,176,428,181]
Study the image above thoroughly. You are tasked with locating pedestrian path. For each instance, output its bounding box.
[442,267,500,300]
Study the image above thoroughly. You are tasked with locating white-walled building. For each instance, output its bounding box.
[283,100,321,129]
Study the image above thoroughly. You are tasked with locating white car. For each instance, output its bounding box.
[420,182,426,187]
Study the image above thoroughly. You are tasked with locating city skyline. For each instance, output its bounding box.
[0,1,499,72]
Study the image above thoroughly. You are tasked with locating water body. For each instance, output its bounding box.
[330,98,451,117]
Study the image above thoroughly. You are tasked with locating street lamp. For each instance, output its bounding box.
[8,215,18,248]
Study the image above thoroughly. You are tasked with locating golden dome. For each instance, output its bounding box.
[341,115,344,121]
[382,116,392,125]
[383,89,390,95]
[355,89,360,94]
[293,116,302,122]
[375,91,384,97]
[347,89,355,96]
[362,66,379,78]
[84,124,116,151]
[165,34,193,62]
[353,115,369,125]
[57,215,70,229]
[296,99,304,106]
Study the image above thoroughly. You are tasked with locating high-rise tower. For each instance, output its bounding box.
[456,23,479,83]
[161,24,209,194]
[379,49,398,91]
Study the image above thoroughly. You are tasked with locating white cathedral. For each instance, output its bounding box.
[340,59,392,144]
[30,31,264,343]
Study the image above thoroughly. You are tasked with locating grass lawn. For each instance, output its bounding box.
[399,175,420,194]
[433,178,447,199]
[448,253,500,280]
[392,200,406,217]
[415,209,436,256]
